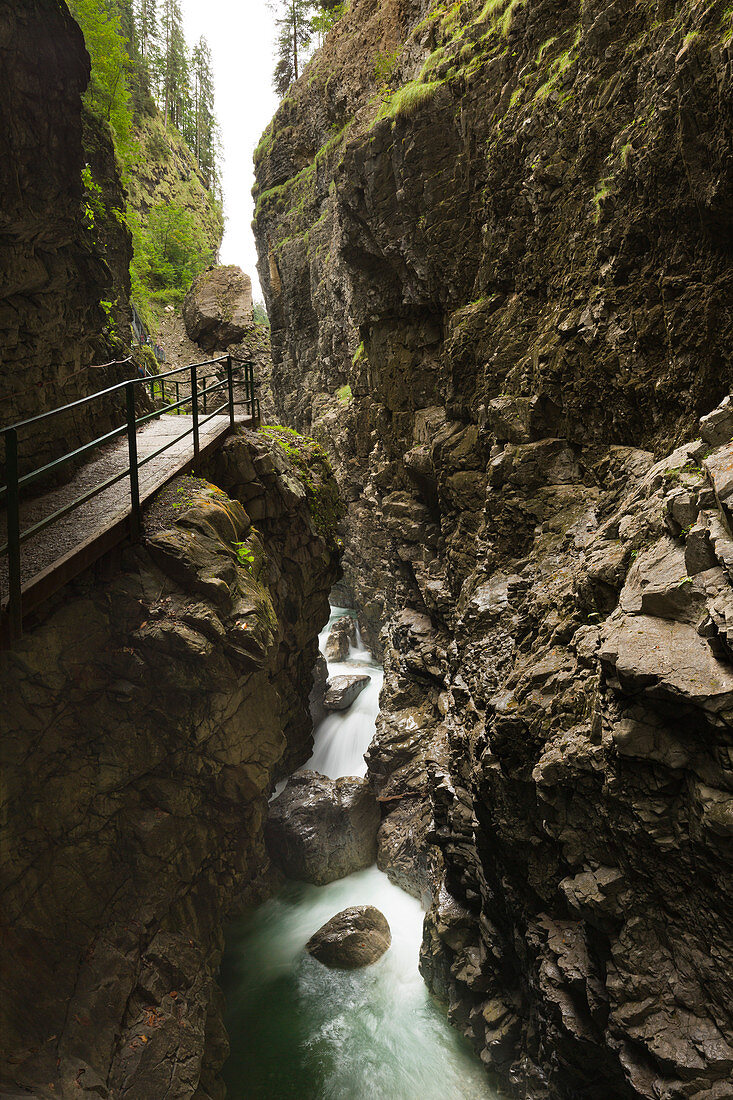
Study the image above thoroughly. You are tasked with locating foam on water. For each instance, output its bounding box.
[221,605,496,1099]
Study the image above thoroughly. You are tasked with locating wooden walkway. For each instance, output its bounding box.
[0,411,251,629]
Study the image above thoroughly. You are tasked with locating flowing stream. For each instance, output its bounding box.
[220,607,496,1099]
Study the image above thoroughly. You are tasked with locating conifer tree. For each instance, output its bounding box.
[159,0,187,127]
[135,0,158,59]
[271,0,345,96]
[272,0,314,96]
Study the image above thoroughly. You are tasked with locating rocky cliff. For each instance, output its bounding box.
[0,0,134,480]
[0,429,340,1099]
[253,0,733,1095]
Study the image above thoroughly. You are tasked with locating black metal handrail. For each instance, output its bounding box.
[0,353,260,641]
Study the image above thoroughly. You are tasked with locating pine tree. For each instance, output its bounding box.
[159,0,187,128]
[135,0,157,59]
[189,36,220,190]
[271,0,344,95]
[271,0,315,96]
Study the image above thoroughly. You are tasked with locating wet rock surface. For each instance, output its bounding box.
[252,0,733,1091]
[306,906,392,969]
[324,614,357,660]
[323,672,371,710]
[266,771,380,885]
[0,430,340,1099]
[183,264,254,351]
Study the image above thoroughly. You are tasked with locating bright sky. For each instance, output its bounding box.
[178,0,280,300]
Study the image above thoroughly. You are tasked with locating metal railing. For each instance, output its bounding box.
[0,353,260,641]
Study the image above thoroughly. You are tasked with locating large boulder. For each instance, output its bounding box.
[265,771,379,884]
[325,615,357,661]
[183,264,253,351]
[306,906,391,969]
[323,673,371,711]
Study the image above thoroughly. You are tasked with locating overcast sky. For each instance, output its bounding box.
[178,0,280,300]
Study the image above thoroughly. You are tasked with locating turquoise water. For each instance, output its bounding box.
[220,607,495,1100]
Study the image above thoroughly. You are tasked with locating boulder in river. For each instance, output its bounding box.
[325,615,357,661]
[266,771,379,884]
[182,264,253,350]
[306,905,391,969]
[323,673,371,711]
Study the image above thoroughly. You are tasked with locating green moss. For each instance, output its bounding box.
[592,178,612,223]
[259,426,343,543]
[254,125,275,165]
[336,384,352,404]
[380,80,444,121]
[498,0,526,36]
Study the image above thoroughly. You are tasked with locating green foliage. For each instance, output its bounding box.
[335,384,352,404]
[81,163,106,228]
[68,0,223,320]
[253,301,270,327]
[67,0,133,151]
[233,542,256,569]
[311,3,345,38]
[137,203,214,302]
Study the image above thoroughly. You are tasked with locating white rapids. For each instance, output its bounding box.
[220,605,497,1100]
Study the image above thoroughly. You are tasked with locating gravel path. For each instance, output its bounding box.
[0,412,235,598]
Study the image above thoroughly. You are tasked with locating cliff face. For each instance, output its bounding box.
[0,0,133,478]
[253,0,733,1095]
[0,430,340,1099]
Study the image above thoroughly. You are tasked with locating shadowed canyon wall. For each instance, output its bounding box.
[253,0,733,1095]
[0,0,135,480]
[0,429,340,1098]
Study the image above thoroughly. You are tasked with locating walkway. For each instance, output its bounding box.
[1,357,259,640]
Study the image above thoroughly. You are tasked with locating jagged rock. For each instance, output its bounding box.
[0,432,340,1099]
[323,673,371,710]
[183,265,253,351]
[265,771,379,884]
[700,396,733,448]
[306,906,391,969]
[310,652,329,726]
[324,615,357,661]
[250,0,733,1093]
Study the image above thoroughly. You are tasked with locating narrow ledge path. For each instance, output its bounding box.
[0,409,253,620]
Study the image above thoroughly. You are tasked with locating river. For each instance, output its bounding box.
[220,606,496,1099]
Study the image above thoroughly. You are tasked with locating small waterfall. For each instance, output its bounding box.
[220,605,495,1099]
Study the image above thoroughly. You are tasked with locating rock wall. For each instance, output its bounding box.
[0,429,340,1098]
[0,0,134,480]
[253,0,733,1095]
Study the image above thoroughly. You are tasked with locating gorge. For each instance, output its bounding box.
[1,0,733,1098]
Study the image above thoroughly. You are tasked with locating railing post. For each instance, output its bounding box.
[191,364,200,471]
[227,354,235,428]
[6,428,23,640]
[126,383,141,540]
[202,375,207,415]
[175,379,180,414]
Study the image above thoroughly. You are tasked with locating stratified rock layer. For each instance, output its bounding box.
[0,429,340,1099]
[252,0,733,1094]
